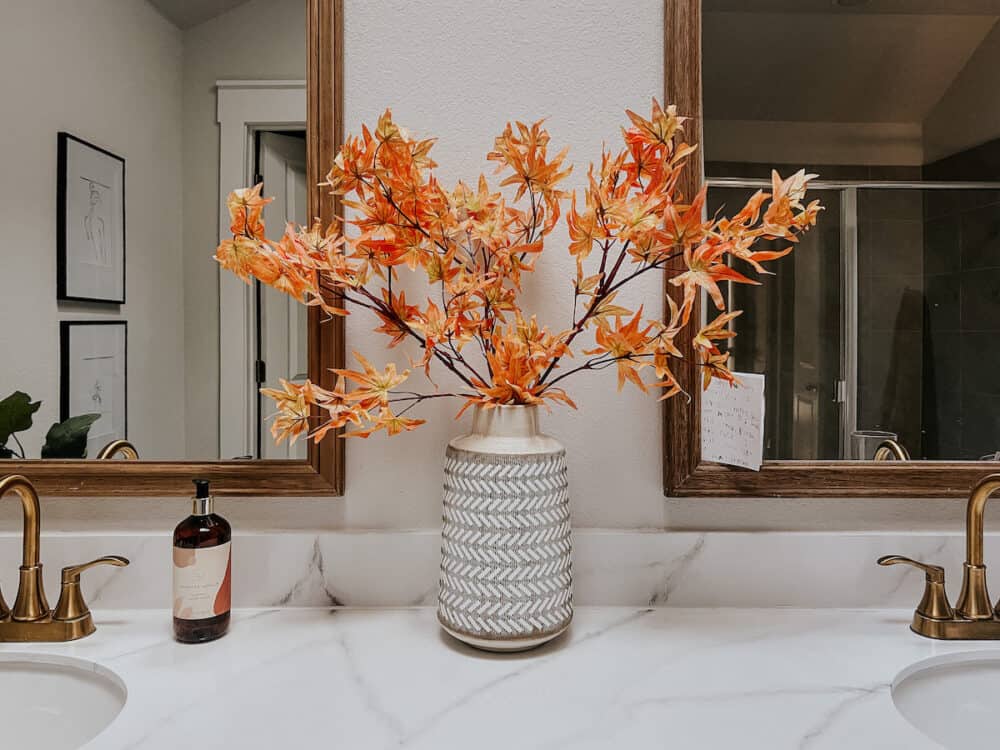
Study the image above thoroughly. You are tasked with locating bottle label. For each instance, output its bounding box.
[173,542,232,620]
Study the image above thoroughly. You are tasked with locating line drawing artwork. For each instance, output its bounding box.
[80,175,111,267]
[59,134,126,302]
[80,353,115,438]
[90,379,103,409]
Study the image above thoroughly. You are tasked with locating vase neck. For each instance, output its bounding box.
[471,405,540,439]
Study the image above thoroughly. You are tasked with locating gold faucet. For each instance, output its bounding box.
[0,475,129,642]
[96,440,139,460]
[879,473,1000,639]
[873,439,909,461]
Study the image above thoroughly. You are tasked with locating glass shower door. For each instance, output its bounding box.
[707,187,844,459]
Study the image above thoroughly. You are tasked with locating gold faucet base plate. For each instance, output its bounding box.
[912,615,1000,640]
[0,616,95,643]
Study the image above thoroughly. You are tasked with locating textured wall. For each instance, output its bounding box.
[338,0,666,529]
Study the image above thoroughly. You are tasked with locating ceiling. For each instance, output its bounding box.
[146,0,251,29]
[704,11,997,122]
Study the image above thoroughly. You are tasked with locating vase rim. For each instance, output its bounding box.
[469,402,542,440]
[475,403,539,411]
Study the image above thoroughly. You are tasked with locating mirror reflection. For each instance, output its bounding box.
[704,0,1000,460]
[0,0,306,461]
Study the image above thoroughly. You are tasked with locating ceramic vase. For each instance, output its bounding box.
[438,404,573,651]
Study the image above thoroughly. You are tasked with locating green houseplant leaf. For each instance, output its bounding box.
[0,391,42,453]
[41,414,101,459]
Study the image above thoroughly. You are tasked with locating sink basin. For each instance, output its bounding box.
[892,651,1000,749]
[0,653,126,749]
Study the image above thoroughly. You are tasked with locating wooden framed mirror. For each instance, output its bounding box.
[665,0,1000,498]
[0,0,344,496]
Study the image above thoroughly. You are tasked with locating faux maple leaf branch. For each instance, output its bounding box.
[214,100,822,443]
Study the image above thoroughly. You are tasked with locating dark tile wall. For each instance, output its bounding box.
[923,143,1000,459]
[857,190,924,457]
[924,139,1000,183]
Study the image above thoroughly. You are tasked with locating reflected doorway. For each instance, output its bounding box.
[252,130,308,459]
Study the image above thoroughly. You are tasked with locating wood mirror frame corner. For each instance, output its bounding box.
[662,0,993,499]
[4,0,345,498]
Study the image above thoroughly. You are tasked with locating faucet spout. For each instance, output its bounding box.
[0,475,48,621]
[965,474,1000,567]
[873,439,909,461]
[0,474,128,641]
[956,474,1000,620]
[95,440,139,460]
[0,475,41,568]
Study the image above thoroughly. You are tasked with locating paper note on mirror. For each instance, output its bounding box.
[701,372,765,471]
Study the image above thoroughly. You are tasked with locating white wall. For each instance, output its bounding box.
[180,0,307,458]
[0,0,186,459]
[0,0,306,461]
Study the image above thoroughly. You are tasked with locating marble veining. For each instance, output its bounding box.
[644,533,706,606]
[1,530,999,610]
[0,607,984,749]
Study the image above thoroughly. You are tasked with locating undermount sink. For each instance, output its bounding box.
[892,651,1000,749]
[0,653,126,749]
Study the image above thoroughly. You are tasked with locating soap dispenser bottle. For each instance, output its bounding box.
[173,479,232,643]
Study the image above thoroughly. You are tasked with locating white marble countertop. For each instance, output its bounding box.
[2,607,993,749]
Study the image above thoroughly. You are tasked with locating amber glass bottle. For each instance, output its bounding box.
[173,479,232,643]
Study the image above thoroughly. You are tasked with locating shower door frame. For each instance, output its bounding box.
[707,179,860,459]
[708,178,1000,461]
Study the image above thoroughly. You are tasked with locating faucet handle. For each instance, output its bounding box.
[61,556,129,582]
[878,555,945,581]
[878,555,954,620]
[53,556,129,623]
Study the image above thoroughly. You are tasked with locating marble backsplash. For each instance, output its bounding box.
[1,530,997,611]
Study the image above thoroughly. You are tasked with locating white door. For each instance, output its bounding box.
[257,132,308,459]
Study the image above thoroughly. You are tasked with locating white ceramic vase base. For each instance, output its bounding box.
[439,619,571,652]
[438,406,573,652]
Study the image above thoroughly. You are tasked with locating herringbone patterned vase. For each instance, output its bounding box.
[438,430,573,651]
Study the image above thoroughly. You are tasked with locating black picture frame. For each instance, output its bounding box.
[60,321,128,456]
[57,132,126,304]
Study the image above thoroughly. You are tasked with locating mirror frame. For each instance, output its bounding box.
[663,0,998,498]
[5,0,345,497]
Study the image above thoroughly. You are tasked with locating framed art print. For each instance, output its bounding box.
[60,321,127,458]
[57,133,126,303]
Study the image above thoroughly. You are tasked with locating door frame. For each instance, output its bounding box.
[217,80,306,460]
[253,130,310,460]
